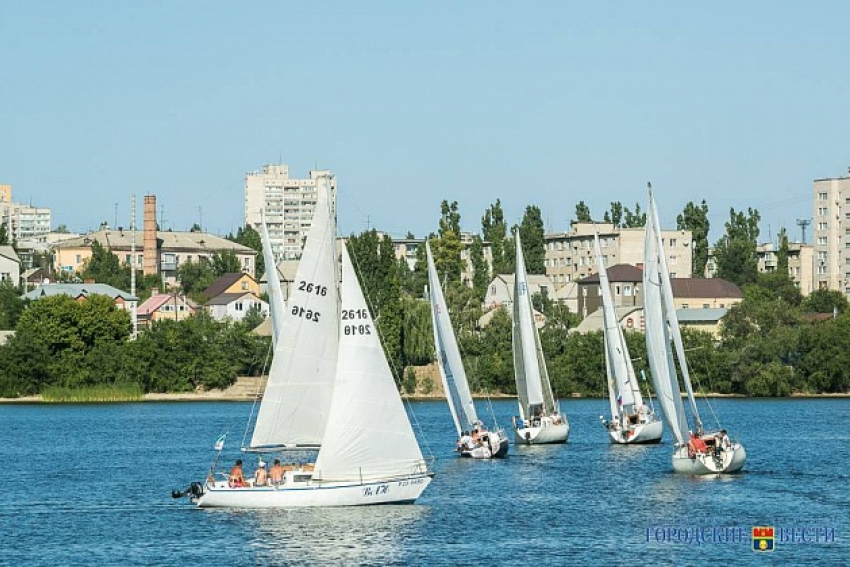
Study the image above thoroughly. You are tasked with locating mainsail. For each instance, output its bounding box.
[260,209,286,346]
[249,176,339,449]
[593,231,642,416]
[643,193,688,444]
[313,244,425,481]
[512,234,557,418]
[647,193,703,433]
[426,242,478,436]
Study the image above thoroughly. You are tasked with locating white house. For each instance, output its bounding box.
[483,274,554,311]
[206,292,269,323]
[0,245,20,285]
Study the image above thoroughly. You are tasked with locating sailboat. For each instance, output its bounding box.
[643,186,746,474]
[177,176,434,506]
[511,234,569,445]
[426,242,509,459]
[592,231,663,444]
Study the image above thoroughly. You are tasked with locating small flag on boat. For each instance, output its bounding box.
[616,394,623,406]
[214,434,226,451]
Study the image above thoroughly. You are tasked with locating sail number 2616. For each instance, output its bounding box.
[298,280,328,296]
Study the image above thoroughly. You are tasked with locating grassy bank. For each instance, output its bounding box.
[41,383,144,403]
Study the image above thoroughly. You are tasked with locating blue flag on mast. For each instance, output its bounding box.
[214,434,226,452]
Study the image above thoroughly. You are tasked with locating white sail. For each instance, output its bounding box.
[593,232,642,415]
[647,194,703,432]
[313,244,425,481]
[426,242,478,436]
[260,209,286,346]
[643,196,688,444]
[512,234,557,419]
[249,176,339,449]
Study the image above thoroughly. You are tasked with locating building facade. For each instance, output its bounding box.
[813,170,850,294]
[0,184,52,242]
[244,164,335,260]
[544,223,693,289]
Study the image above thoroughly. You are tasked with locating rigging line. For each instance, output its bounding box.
[346,239,434,460]
[682,344,724,430]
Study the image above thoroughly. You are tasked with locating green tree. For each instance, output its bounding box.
[677,200,710,277]
[0,282,25,330]
[177,260,215,300]
[482,200,510,274]
[55,224,70,234]
[714,207,761,286]
[604,201,624,227]
[622,203,646,228]
[802,289,849,314]
[80,240,130,290]
[574,201,592,223]
[469,235,489,301]
[433,201,464,284]
[211,250,242,277]
[229,225,264,278]
[518,205,545,274]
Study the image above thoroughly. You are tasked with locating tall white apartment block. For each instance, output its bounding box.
[545,223,693,289]
[0,184,52,241]
[813,168,850,294]
[244,164,335,260]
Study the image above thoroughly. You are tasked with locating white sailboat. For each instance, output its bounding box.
[592,231,663,444]
[643,186,746,474]
[426,242,509,459]
[178,176,433,506]
[511,234,569,445]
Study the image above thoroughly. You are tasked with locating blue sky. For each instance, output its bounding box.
[1,2,848,243]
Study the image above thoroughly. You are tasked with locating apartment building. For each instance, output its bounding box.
[544,223,693,289]
[244,164,335,260]
[391,232,493,288]
[813,169,850,294]
[0,184,52,242]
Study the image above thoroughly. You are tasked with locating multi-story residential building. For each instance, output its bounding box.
[244,164,335,260]
[0,184,52,242]
[390,232,493,288]
[544,223,693,300]
[754,241,815,296]
[813,169,850,294]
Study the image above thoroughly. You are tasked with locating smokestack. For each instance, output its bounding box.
[143,195,158,276]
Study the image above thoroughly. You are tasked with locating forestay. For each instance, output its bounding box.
[249,176,339,449]
[312,245,425,481]
[426,243,477,436]
[643,194,688,444]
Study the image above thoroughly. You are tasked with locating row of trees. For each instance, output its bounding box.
[0,291,270,397]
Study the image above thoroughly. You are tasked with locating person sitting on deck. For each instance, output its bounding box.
[269,459,284,485]
[687,432,708,457]
[254,460,268,487]
[229,459,245,487]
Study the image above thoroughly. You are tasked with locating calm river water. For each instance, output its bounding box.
[0,398,847,565]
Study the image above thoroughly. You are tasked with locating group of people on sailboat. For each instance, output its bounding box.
[686,429,732,461]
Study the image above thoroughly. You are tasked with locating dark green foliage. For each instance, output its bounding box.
[802,289,849,314]
[518,205,545,274]
[228,225,264,278]
[211,250,242,277]
[622,203,646,228]
[177,260,216,301]
[469,236,489,301]
[482,200,511,275]
[677,200,710,277]
[0,282,25,330]
[81,241,130,290]
[574,201,592,223]
[714,207,761,286]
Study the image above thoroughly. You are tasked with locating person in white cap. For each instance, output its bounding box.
[254,460,268,487]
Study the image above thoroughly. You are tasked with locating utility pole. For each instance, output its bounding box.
[131,194,138,340]
[796,219,811,244]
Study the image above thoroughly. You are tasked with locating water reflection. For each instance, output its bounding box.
[225,505,430,565]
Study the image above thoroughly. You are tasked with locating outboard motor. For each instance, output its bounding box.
[172,482,204,499]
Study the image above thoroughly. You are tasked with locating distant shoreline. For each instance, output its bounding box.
[1,391,848,404]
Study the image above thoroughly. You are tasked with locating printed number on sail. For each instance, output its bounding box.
[291,305,320,322]
[298,281,328,296]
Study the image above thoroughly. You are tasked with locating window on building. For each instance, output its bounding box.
[670,238,677,247]
[819,222,828,230]
[624,284,632,296]
[703,304,710,309]
[241,281,248,290]
[682,304,689,309]
[235,302,243,311]
[818,236,828,245]
[818,207,828,216]
[819,192,828,201]
[817,265,827,275]
[818,251,828,261]
[615,285,621,295]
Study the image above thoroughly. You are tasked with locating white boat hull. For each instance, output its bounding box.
[196,474,433,508]
[514,421,569,445]
[671,443,747,475]
[459,432,510,459]
[607,419,663,445]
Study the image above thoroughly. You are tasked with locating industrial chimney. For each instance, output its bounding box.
[143,195,158,276]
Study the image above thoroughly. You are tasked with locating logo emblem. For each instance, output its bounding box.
[752,526,775,552]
